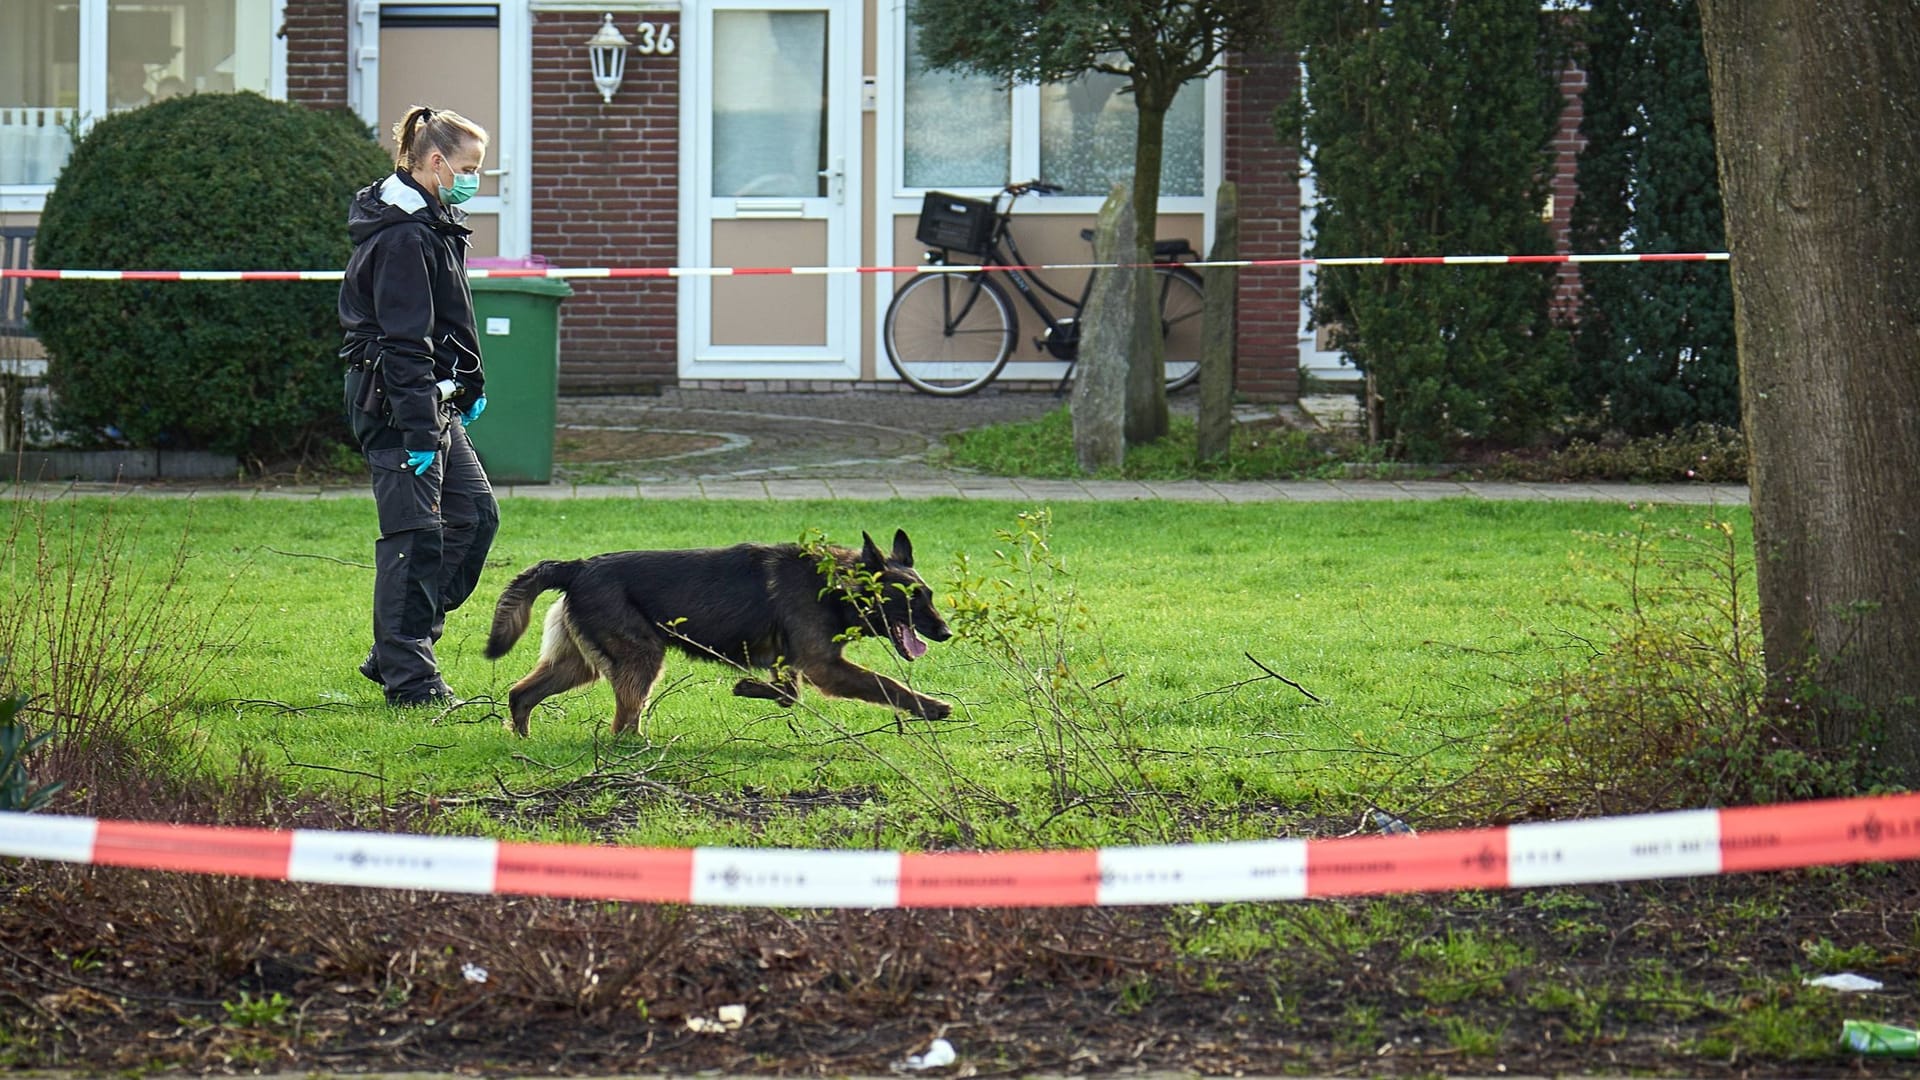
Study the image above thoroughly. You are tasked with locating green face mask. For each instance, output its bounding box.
[438,164,480,205]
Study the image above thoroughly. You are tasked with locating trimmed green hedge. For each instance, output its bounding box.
[28,92,392,461]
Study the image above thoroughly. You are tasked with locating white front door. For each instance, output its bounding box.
[681,0,861,381]
[349,1,531,258]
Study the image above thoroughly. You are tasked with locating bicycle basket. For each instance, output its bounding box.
[915,192,997,256]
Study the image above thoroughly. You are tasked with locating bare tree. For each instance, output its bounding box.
[912,0,1291,444]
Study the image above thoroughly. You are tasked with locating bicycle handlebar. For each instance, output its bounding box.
[1004,180,1061,198]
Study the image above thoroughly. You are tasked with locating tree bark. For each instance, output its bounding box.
[1125,98,1171,446]
[1197,181,1239,463]
[1073,185,1134,474]
[1697,0,1920,780]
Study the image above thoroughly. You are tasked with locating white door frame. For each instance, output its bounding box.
[347,0,532,258]
[678,0,863,381]
[1297,169,1356,383]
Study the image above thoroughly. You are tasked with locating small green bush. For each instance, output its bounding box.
[0,691,63,812]
[28,93,392,462]
[1486,423,1746,483]
[942,406,1327,479]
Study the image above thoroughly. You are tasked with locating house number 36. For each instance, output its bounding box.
[636,21,676,55]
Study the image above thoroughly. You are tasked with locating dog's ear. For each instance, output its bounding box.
[860,531,887,570]
[891,528,914,567]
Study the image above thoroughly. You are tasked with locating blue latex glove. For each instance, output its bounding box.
[461,395,487,425]
[406,449,436,476]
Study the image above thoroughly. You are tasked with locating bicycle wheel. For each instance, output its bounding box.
[1154,266,1206,392]
[884,271,1017,396]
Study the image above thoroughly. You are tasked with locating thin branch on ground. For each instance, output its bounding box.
[263,546,375,569]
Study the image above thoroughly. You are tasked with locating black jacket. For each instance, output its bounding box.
[339,169,486,452]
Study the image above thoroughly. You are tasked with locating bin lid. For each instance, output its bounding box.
[468,274,573,297]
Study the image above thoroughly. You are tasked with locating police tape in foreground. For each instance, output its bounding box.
[3,792,1915,908]
[0,251,1730,283]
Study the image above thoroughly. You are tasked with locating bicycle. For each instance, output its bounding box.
[883,181,1205,397]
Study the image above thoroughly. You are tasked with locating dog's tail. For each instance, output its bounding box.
[486,560,582,659]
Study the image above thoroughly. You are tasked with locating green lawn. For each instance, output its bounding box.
[3,493,1753,849]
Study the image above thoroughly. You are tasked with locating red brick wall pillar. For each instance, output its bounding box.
[531,10,680,392]
[1549,61,1589,320]
[1223,51,1301,403]
[283,0,348,110]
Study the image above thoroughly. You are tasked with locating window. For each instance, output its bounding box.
[897,0,1208,197]
[1,0,276,190]
[1039,62,1204,197]
[901,14,1009,190]
[712,10,828,198]
[110,1,274,110]
[0,1,78,187]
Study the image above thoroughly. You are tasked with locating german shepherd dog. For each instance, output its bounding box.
[484,530,953,736]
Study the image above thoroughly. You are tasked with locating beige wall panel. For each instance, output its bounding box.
[462,214,498,259]
[377,27,500,200]
[378,25,500,259]
[712,220,828,347]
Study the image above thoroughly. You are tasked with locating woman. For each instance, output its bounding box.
[339,105,499,707]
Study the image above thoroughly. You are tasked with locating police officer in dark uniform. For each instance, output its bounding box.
[339,105,499,706]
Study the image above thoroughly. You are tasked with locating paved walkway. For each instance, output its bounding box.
[10,387,1749,505]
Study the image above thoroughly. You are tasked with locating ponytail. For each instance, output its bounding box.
[392,105,489,169]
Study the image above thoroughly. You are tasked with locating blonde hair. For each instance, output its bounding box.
[391,105,489,170]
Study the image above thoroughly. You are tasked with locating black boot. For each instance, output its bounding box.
[358,647,383,688]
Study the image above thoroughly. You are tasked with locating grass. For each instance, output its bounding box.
[941,406,1345,480]
[7,488,1908,1077]
[2,491,1753,849]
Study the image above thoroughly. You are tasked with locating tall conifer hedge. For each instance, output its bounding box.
[1570,0,1737,435]
[1283,0,1572,460]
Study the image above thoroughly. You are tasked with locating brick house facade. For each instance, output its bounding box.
[46,2,1590,403]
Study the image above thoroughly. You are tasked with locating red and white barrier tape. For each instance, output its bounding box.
[0,251,1729,283]
[2,791,1912,907]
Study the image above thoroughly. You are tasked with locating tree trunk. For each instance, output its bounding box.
[1697,0,1920,781]
[1073,184,1134,474]
[1197,181,1238,463]
[1125,98,1170,446]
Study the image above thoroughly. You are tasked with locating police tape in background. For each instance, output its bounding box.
[0,251,1730,284]
[2,792,1915,908]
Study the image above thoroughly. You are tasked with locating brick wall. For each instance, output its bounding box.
[1548,61,1589,319]
[1223,51,1301,403]
[283,0,347,110]
[531,11,680,393]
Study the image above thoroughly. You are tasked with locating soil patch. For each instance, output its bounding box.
[554,428,732,462]
[2,794,1914,1076]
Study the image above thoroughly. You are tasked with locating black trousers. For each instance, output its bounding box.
[347,372,499,703]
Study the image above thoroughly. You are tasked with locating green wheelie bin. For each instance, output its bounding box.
[465,274,572,484]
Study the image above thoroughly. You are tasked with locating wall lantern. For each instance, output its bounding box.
[586,13,630,104]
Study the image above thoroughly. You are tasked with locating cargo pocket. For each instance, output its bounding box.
[368,447,443,535]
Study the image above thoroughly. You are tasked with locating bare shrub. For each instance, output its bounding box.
[942,510,1174,840]
[1424,512,1857,823]
[0,492,243,808]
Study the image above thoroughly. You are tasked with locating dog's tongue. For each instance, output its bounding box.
[894,624,928,659]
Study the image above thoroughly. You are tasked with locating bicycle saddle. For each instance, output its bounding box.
[1078,230,1196,260]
